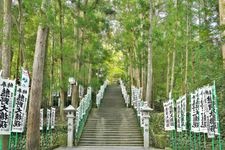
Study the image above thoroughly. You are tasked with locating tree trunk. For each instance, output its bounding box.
[145,0,153,106]
[88,63,92,85]
[141,65,147,100]
[2,0,12,78]
[170,51,175,95]
[26,0,49,148]
[2,0,12,149]
[57,0,65,121]
[0,0,3,65]
[71,0,81,109]
[219,0,225,66]
[184,3,189,94]
[166,52,170,97]
[26,26,49,150]
[16,0,25,79]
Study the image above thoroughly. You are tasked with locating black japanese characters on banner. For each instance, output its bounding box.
[51,107,55,129]
[40,109,43,130]
[176,95,187,132]
[0,78,16,135]
[191,92,200,133]
[46,109,51,130]
[12,86,29,132]
[163,100,175,131]
[79,85,84,99]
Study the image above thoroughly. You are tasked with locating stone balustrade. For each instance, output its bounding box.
[96,80,108,108]
[75,87,92,134]
[119,79,130,107]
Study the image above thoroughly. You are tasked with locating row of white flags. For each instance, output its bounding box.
[0,68,30,134]
[40,107,56,131]
[164,85,219,138]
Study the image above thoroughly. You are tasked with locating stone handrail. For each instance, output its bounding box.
[96,80,108,108]
[119,79,130,107]
[75,87,92,144]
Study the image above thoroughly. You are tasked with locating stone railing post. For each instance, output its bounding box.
[141,102,153,148]
[64,105,76,147]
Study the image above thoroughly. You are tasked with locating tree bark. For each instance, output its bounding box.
[2,0,12,78]
[145,0,153,106]
[26,26,49,150]
[2,0,12,149]
[16,0,25,79]
[219,0,225,66]
[88,63,92,85]
[26,0,49,148]
[166,52,170,97]
[184,2,189,94]
[71,0,81,109]
[57,0,65,121]
[0,0,3,65]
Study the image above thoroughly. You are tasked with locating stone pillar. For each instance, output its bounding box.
[141,102,153,148]
[64,105,76,147]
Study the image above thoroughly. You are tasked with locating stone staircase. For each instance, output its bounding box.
[79,85,143,146]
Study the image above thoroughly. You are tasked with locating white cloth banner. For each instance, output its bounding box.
[47,109,51,130]
[0,78,16,135]
[21,68,30,87]
[176,95,187,132]
[176,98,182,132]
[191,91,200,133]
[164,99,175,131]
[12,86,29,133]
[51,107,56,129]
[199,88,207,133]
[79,85,84,98]
[40,109,43,130]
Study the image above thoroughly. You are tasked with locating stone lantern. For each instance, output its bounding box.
[64,105,76,147]
[140,102,153,148]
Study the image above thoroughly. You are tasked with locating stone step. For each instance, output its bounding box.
[81,135,143,138]
[80,137,143,140]
[79,141,143,145]
[79,85,143,146]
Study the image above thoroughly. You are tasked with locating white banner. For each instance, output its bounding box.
[47,109,51,130]
[164,101,169,131]
[181,95,187,130]
[79,85,84,98]
[199,88,207,133]
[204,86,219,138]
[176,98,182,132]
[191,91,200,133]
[40,109,43,130]
[164,99,175,131]
[0,79,16,135]
[12,86,29,133]
[21,68,30,87]
[51,107,56,129]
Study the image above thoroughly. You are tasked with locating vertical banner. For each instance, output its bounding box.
[79,85,84,99]
[164,101,170,131]
[176,98,182,132]
[21,68,30,87]
[12,86,29,132]
[191,92,200,133]
[204,86,219,138]
[168,100,175,130]
[164,99,175,131]
[181,95,187,130]
[67,85,72,97]
[51,107,56,129]
[47,109,51,130]
[0,79,16,135]
[199,88,207,133]
[40,109,43,130]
